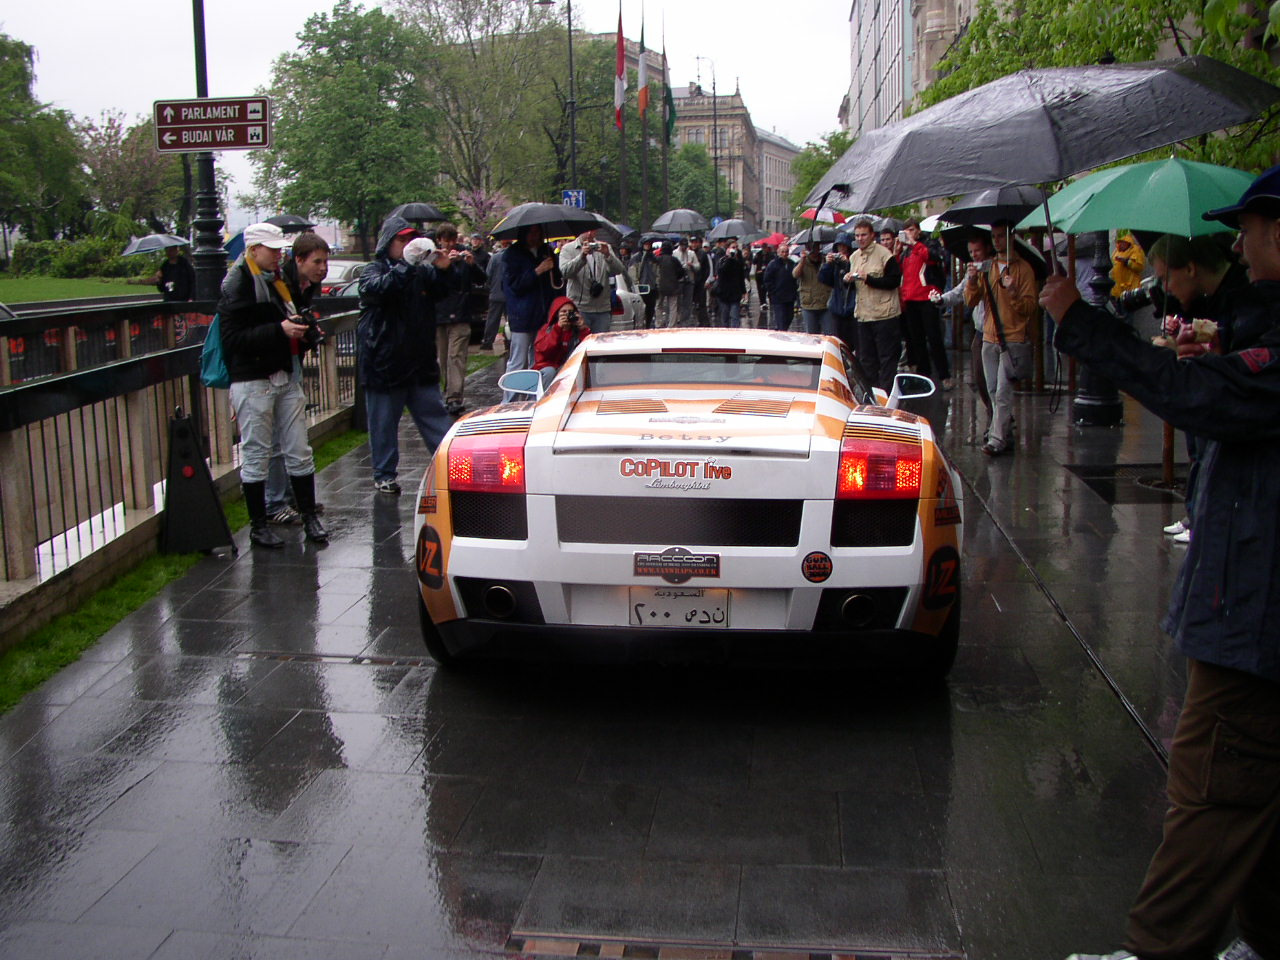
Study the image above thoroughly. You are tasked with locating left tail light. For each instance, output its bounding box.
[447,434,527,493]
[836,437,921,499]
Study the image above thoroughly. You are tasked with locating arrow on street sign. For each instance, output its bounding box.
[153,96,272,153]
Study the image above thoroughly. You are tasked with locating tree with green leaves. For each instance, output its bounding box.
[789,130,853,211]
[919,0,1280,172]
[0,33,87,243]
[78,111,186,240]
[247,0,442,255]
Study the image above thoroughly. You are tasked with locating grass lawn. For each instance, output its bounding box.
[0,429,369,715]
[0,276,153,303]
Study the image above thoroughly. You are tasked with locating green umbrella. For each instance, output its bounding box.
[1017,156,1254,237]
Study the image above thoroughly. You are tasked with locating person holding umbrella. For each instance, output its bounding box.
[1042,165,1280,960]
[502,224,560,399]
[964,220,1039,456]
[153,244,195,302]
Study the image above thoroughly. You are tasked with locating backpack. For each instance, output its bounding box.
[199,313,230,389]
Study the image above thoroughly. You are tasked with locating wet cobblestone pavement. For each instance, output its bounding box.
[0,350,1191,959]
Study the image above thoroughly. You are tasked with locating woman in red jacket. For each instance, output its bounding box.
[534,295,590,388]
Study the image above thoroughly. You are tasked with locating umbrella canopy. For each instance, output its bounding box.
[613,222,639,239]
[651,208,709,232]
[752,231,791,248]
[791,225,839,246]
[588,212,626,246]
[706,218,753,240]
[264,213,316,233]
[1016,157,1252,237]
[121,234,190,257]
[389,201,447,223]
[943,185,1045,226]
[799,207,847,224]
[940,224,1049,282]
[807,55,1280,212]
[874,217,903,235]
[489,203,600,241]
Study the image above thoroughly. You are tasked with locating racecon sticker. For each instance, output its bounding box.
[801,551,833,583]
[634,547,721,585]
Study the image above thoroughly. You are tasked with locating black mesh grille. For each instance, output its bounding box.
[556,496,802,546]
[830,500,917,547]
[452,492,527,540]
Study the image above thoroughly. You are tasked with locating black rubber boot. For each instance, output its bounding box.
[244,480,284,548]
[290,473,329,543]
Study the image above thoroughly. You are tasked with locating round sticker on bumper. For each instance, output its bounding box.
[802,551,833,583]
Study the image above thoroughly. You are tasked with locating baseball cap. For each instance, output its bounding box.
[243,222,291,250]
[1204,162,1280,228]
[395,226,422,240]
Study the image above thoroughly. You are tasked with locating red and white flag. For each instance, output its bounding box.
[614,6,626,130]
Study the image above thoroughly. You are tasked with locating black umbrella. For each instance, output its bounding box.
[265,213,316,233]
[489,202,600,241]
[943,186,1044,226]
[706,218,753,240]
[120,234,189,257]
[807,55,1280,212]
[939,224,1049,282]
[390,201,447,223]
[651,208,709,232]
[589,212,624,246]
[873,217,903,235]
[791,225,838,246]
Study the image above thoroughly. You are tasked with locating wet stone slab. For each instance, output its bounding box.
[0,367,1184,958]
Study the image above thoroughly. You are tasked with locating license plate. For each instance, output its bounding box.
[628,587,731,628]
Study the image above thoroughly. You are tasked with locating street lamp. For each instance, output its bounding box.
[537,0,577,190]
[695,56,718,221]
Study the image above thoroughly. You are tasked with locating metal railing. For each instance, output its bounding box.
[0,298,360,586]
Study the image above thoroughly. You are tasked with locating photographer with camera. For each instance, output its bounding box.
[655,240,690,327]
[560,228,626,334]
[218,222,328,546]
[899,217,952,387]
[713,240,748,327]
[793,241,835,336]
[534,295,590,388]
[432,224,488,416]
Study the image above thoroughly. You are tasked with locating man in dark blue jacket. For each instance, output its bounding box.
[1043,167,1280,960]
[357,215,454,495]
[762,242,798,330]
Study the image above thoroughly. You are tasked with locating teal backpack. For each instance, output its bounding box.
[199,314,230,389]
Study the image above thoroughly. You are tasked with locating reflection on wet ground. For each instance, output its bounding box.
[0,361,1187,959]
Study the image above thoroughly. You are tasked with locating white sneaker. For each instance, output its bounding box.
[1163,519,1188,535]
[1218,939,1263,960]
[1173,528,1191,544]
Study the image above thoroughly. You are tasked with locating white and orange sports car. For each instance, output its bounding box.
[413,328,963,673]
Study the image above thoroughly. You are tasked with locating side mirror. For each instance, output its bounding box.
[498,369,544,399]
[886,372,936,409]
[634,283,650,295]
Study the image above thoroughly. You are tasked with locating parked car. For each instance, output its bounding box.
[413,328,963,674]
[320,260,368,296]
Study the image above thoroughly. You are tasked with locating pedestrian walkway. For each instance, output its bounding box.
[0,352,1185,960]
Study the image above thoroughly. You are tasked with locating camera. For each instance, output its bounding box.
[1119,277,1167,315]
[293,310,325,347]
[589,280,605,299]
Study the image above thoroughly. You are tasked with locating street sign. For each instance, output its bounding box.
[562,189,587,209]
[710,216,724,227]
[153,97,272,153]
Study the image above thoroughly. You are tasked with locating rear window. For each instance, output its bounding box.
[323,261,365,284]
[585,352,821,389]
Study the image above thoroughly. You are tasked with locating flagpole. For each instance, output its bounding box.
[661,38,670,211]
[639,8,649,230]
[615,4,628,222]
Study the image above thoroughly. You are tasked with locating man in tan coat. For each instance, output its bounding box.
[847,218,903,391]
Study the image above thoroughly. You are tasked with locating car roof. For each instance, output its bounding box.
[585,327,834,359]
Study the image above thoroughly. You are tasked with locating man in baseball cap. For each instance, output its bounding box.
[1041,167,1280,960]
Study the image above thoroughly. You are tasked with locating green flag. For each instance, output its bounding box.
[663,48,676,143]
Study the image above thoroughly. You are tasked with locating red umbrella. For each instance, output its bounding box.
[751,231,789,247]
[799,207,847,224]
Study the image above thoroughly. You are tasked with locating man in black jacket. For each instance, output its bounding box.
[217,222,327,547]
[358,214,454,495]
[1045,166,1280,960]
[154,245,195,301]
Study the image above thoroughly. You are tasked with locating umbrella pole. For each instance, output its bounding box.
[1067,235,1078,395]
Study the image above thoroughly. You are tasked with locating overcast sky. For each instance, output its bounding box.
[2,0,849,230]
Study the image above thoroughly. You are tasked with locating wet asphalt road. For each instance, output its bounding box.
[0,345,1191,959]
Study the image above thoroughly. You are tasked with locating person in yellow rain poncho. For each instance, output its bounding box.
[1111,231,1146,297]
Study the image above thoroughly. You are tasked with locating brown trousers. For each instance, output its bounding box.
[436,321,470,406]
[1125,659,1280,960]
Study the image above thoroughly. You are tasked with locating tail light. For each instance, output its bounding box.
[447,434,526,493]
[836,438,921,499]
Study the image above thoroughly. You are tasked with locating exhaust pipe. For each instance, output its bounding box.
[483,584,518,619]
[840,593,877,628]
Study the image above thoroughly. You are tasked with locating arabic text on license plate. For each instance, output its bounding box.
[628,587,730,628]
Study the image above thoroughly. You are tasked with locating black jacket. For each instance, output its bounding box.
[763,256,798,303]
[158,255,195,302]
[437,253,487,326]
[1055,285,1280,682]
[714,251,746,303]
[217,257,303,383]
[357,215,447,390]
